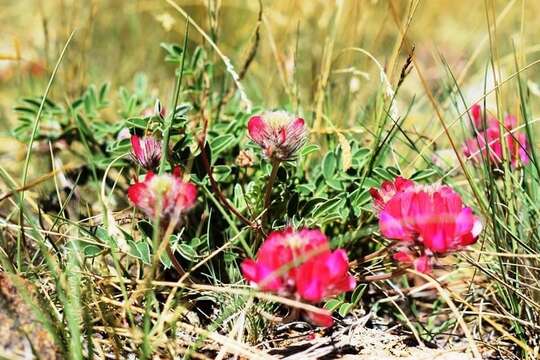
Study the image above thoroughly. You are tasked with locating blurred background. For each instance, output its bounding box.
[1,0,539,165]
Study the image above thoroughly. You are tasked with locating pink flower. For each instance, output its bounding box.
[247,111,307,161]
[464,106,529,168]
[131,135,162,171]
[369,176,414,212]
[463,123,530,168]
[127,169,197,221]
[372,178,482,273]
[241,228,356,327]
[471,103,482,129]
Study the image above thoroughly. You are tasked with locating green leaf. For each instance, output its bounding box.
[322,152,337,180]
[352,147,370,168]
[300,144,320,157]
[411,168,438,181]
[312,196,345,219]
[213,165,232,182]
[210,134,236,157]
[297,183,316,195]
[338,302,354,317]
[125,117,149,129]
[160,252,172,269]
[350,187,371,208]
[386,166,401,177]
[325,298,343,311]
[373,167,392,180]
[362,177,379,188]
[351,284,367,304]
[160,42,184,63]
[300,197,328,216]
[83,244,102,257]
[130,241,151,265]
[326,178,344,191]
[177,243,198,261]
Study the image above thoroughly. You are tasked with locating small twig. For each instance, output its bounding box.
[360,268,406,282]
[166,243,187,280]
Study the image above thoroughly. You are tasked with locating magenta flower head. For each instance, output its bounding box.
[127,169,197,221]
[131,135,162,171]
[371,178,482,273]
[464,105,529,168]
[241,228,356,327]
[247,111,307,161]
[463,120,530,168]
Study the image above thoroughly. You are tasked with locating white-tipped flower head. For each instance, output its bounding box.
[247,111,307,162]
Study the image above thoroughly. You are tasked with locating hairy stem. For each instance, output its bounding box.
[262,160,280,231]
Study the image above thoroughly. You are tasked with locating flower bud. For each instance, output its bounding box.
[247,111,307,162]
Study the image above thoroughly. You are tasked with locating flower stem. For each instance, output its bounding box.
[166,243,188,280]
[262,160,280,231]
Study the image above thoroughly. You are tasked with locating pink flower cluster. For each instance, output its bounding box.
[463,104,529,168]
[128,169,197,221]
[241,228,356,327]
[371,177,482,273]
[127,134,197,223]
[247,111,307,161]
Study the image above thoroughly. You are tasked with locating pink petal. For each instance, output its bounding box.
[278,127,287,144]
[504,115,517,129]
[414,255,432,273]
[471,217,483,238]
[422,228,448,253]
[305,309,334,327]
[131,135,143,159]
[393,250,414,264]
[297,276,323,302]
[379,209,407,240]
[241,259,258,283]
[471,104,481,128]
[127,183,144,205]
[394,176,414,191]
[255,264,283,292]
[172,166,182,178]
[290,117,305,132]
[455,207,474,237]
[369,188,384,210]
[144,172,155,181]
[179,182,198,209]
[325,250,349,278]
[247,116,268,144]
